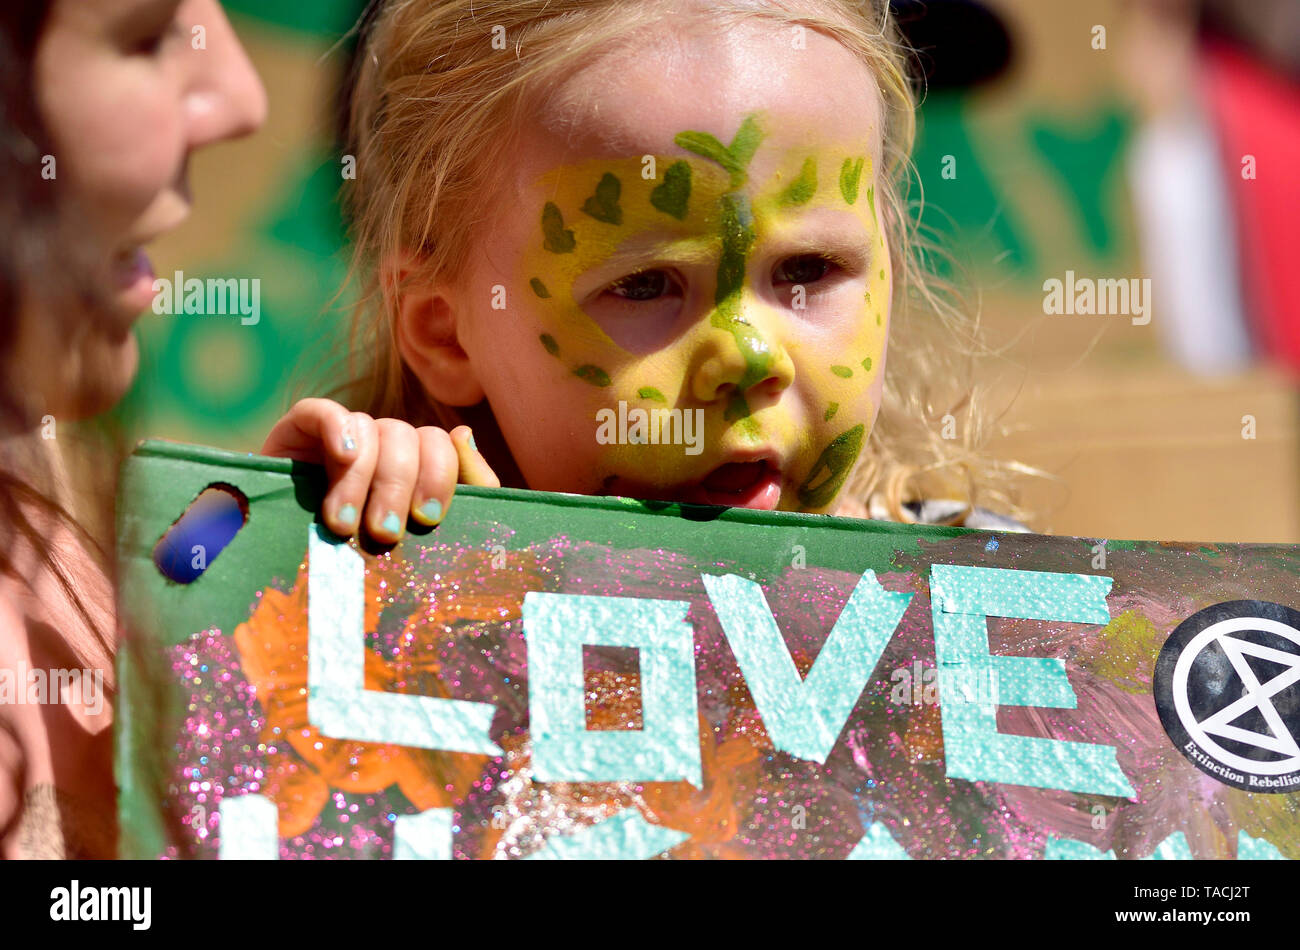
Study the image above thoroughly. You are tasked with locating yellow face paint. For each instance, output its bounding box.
[749,143,889,508]
[516,110,890,511]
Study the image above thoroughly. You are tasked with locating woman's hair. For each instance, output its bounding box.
[339,0,1037,525]
[0,1,58,420]
[0,0,117,677]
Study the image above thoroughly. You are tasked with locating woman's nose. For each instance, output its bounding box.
[690,304,796,414]
[183,0,268,150]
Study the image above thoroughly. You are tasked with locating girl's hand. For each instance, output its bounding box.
[260,397,500,543]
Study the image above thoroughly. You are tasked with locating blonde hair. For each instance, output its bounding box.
[339,0,1038,526]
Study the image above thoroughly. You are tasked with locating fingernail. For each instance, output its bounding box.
[418,498,443,524]
[341,416,357,453]
[381,510,403,536]
[467,431,477,452]
[338,503,358,529]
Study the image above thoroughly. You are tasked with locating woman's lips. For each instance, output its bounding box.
[111,247,157,317]
[694,460,782,510]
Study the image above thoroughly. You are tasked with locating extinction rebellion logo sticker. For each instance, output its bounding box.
[1154,600,1300,792]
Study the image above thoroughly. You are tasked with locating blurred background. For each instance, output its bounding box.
[115,0,1300,543]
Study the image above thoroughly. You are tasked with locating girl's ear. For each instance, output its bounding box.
[391,262,486,408]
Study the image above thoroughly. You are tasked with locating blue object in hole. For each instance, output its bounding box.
[153,484,248,584]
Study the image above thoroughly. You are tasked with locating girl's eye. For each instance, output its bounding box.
[773,254,839,286]
[606,270,676,302]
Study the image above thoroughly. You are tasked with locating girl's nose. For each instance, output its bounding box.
[690,304,796,411]
[183,0,267,150]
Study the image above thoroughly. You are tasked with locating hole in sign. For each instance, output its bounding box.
[153,483,248,584]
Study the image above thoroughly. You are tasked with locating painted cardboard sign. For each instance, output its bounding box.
[115,441,1300,859]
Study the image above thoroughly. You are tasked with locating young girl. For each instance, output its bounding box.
[313,0,1027,532]
[271,0,1034,543]
[271,0,1024,535]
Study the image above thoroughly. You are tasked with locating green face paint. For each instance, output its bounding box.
[667,113,779,422]
[712,192,771,421]
[839,156,865,204]
[781,156,817,205]
[733,414,761,441]
[518,116,888,514]
[675,113,763,189]
[715,192,755,303]
[581,172,623,225]
[573,364,611,386]
[522,153,729,410]
[865,185,876,220]
[542,202,576,253]
[797,423,865,509]
[650,161,692,220]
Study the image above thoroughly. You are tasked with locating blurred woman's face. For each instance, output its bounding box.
[19,0,265,420]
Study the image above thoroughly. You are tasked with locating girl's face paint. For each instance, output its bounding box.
[446,23,891,513]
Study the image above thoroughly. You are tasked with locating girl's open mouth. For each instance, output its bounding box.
[695,460,782,510]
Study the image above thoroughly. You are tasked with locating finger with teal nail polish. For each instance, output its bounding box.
[336,503,359,535]
[414,498,444,526]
